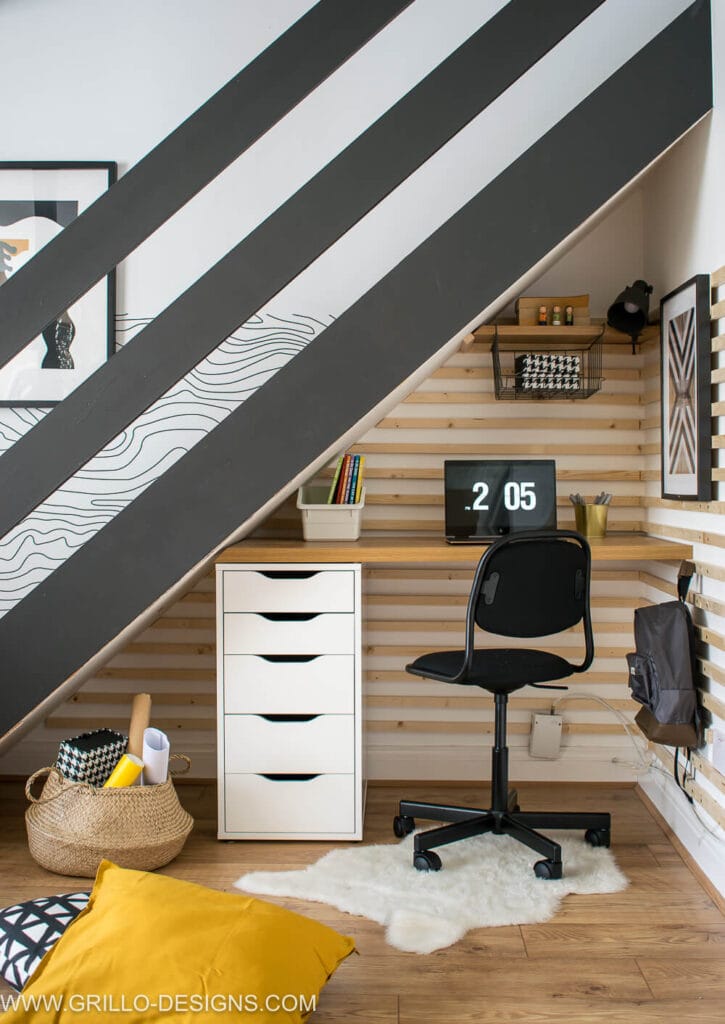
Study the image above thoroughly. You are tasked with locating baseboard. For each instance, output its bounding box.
[365,744,637,782]
[636,774,725,907]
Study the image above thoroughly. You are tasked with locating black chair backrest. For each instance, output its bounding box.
[468,530,591,640]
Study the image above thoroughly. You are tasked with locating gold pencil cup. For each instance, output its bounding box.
[574,504,608,539]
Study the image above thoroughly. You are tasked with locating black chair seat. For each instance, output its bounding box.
[407,648,574,692]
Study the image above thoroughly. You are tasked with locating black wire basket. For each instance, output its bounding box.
[491,326,604,400]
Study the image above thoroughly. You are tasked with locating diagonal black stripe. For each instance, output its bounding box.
[0,0,605,541]
[0,0,712,741]
[0,0,412,363]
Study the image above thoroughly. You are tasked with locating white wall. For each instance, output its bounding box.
[500,189,644,319]
[639,2,725,895]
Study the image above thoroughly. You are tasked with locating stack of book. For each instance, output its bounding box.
[328,453,365,504]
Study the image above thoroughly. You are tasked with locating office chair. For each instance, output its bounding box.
[393,529,611,879]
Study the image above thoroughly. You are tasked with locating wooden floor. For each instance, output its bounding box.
[1,780,724,1022]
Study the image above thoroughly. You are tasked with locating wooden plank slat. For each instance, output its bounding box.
[402,389,643,406]
[320,466,643,481]
[365,493,643,509]
[70,692,215,706]
[365,594,646,609]
[365,669,631,684]
[150,617,215,630]
[364,568,640,580]
[367,720,627,735]
[698,658,725,687]
[96,667,216,681]
[262,517,648,534]
[366,618,631,633]
[700,689,725,723]
[46,716,215,732]
[125,642,215,656]
[366,694,635,711]
[376,416,640,431]
[365,644,630,658]
[431,366,641,382]
[695,624,725,654]
[350,442,642,455]
[711,264,725,287]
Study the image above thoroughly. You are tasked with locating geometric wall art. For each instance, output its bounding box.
[660,273,711,501]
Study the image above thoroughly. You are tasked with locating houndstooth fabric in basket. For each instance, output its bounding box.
[56,729,127,786]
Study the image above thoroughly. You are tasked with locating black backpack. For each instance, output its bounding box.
[626,562,700,750]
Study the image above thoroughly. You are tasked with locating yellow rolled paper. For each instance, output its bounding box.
[103,753,143,788]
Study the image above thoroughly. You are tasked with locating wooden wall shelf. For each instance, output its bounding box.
[472,322,659,347]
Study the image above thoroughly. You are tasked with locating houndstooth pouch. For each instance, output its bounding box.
[56,729,127,786]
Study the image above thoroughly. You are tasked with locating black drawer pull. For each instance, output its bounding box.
[258,612,319,622]
[258,654,319,663]
[258,571,318,580]
[260,773,321,782]
[258,714,320,723]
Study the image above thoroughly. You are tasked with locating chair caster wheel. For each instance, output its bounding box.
[534,859,562,880]
[393,814,415,838]
[585,828,610,848]
[413,850,442,872]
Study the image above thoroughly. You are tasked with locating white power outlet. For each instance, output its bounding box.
[529,713,563,759]
[712,730,725,774]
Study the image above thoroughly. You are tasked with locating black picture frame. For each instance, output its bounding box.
[0,161,117,406]
[660,273,711,501]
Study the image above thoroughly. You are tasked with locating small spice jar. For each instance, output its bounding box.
[551,305,562,326]
[565,305,574,326]
[537,305,547,326]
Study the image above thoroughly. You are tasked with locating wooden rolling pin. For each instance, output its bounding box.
[128,693,152,759]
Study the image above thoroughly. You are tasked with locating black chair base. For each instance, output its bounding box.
[395,798,611,879]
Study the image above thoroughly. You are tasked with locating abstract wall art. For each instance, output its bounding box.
[0,162,116,405]
[660,274,711,501]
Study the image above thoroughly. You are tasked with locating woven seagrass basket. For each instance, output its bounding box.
[25,756,194,877]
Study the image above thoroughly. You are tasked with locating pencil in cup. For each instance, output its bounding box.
[574,503,608,539]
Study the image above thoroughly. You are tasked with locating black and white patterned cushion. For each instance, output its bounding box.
[0,892,89,990]
[56,728,127,786]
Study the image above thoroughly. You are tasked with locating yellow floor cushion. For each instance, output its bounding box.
[5,860,354,1022]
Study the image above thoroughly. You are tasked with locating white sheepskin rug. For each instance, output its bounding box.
[236,830,628,954]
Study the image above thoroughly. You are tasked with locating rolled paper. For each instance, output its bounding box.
[142,727,170,786]
[103,752,144,788]
[128,693,152,759]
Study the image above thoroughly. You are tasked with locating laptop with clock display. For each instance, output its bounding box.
[444,459,557,543]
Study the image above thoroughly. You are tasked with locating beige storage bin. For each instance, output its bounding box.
[296,485,365,541]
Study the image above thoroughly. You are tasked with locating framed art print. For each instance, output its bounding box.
[660,274,711,501]
[0,161,116,406]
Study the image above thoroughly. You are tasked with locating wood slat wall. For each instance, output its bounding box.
[640,263,725,835]
[35,331,654,782]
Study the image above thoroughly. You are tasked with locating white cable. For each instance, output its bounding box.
[551,692,649,768]
[548,693,725,844]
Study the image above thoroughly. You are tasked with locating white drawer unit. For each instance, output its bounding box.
[223,569,355,613]
[223,655,355,714]
[216,562,363,840]
[224,612,355,655]
[224,773,357,837]
[224,714,355,774]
